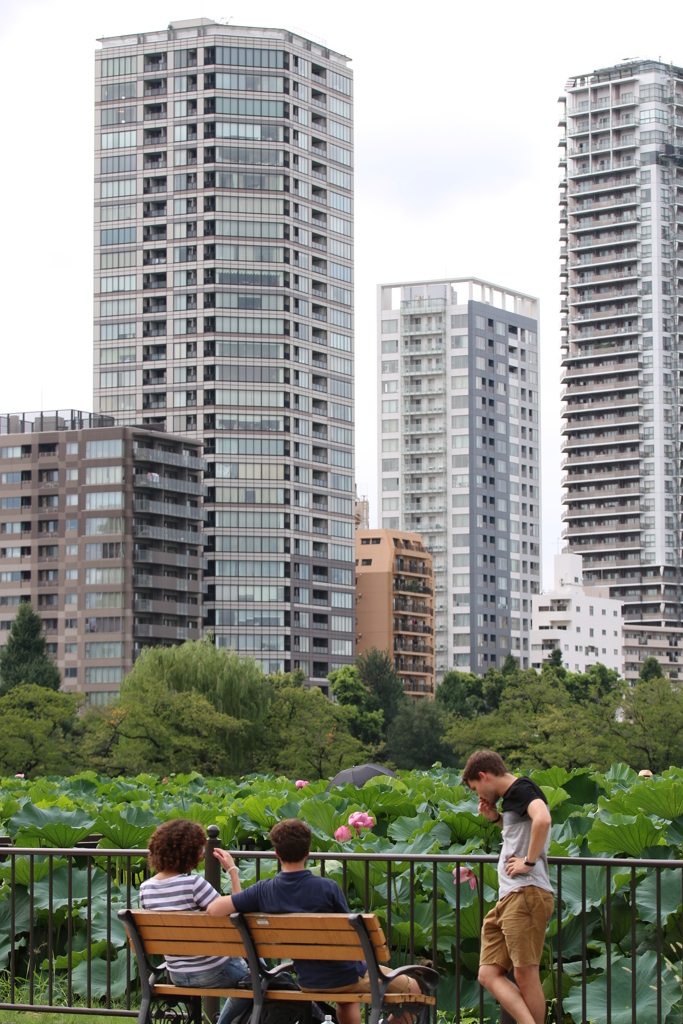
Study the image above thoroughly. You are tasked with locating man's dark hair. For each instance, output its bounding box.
[462,750,508,785]
[270,818,312,863]
[148,819,206,874]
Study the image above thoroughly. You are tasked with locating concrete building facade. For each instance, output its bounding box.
[377,278,541,681]
[93,20,356,680]
[355,528,435,697]
[0,411,204,704]
[530,553,623,674]
[559,60,683,658]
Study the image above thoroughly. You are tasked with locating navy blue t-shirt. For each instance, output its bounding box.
[231,869,366,989]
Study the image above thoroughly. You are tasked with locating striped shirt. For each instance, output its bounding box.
[139,873,229,973]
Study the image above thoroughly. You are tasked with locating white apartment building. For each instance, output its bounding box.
[377,278,541,680]
[559,59,683,655]
[531,553,623,674]
[92,20,357,681]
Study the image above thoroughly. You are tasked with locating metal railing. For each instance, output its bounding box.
[1,840,682,1024]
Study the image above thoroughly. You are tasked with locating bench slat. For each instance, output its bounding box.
[244,913,383,933]
[237,929,367,947]
[131,912,240,931]
[153,987,249,999]
[142,941,247,955]
[138,926,371,949]
[151,985,435,1006]
[244,944,389,961]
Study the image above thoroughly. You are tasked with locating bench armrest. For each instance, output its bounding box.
[381,964,440,994]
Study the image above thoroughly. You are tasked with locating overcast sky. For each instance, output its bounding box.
[0,0,679,585]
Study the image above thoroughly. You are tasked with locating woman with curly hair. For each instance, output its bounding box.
[140,819,249,1023]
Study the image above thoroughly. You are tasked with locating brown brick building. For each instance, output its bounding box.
[0,411,205,704]
[355,528,435,697]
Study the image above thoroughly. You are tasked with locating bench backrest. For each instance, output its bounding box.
[125,910,247,958]
[241,912,389,963]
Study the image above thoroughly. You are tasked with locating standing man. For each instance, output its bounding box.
[462,750,554,1024]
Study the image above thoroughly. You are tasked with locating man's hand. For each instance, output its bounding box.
[478,797,501,822]
[505,856,533,878]
[213,848,237,872]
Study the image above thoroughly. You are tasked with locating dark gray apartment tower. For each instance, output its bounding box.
[377,279,541,681]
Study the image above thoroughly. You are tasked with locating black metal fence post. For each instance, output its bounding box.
[204,824,222,1024]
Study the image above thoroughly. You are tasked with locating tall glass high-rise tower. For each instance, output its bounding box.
[559,60,683,681]
[94,20,356,679]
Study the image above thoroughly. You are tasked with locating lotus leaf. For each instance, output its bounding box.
[563,949,681,1024]
[70,947,138,1000]
[96,807,159,850]
[635,867,683,926]
[10,802,96,847]
[32,866,111,911]
[387,812,434,841]
[587,814,664,857]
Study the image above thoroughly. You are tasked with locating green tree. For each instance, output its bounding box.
[77,675,243,776]
[548,648,563,668]
[615,676,683,773]
[563,662,620,702]
[436,667,506,718]
[356,647,406,734]
[383,698,454,770]
[639,656,665,682]
[435,670,479,717]
[328,664,384,745]
[446,668,624,771]
[117,638,272,772]
[0,684,79,776]
[255,677,373,779]
[0,602,62,695]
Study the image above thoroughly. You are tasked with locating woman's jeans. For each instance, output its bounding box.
[168,958,251,1024]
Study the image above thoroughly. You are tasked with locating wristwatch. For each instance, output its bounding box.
[524,857,537,866]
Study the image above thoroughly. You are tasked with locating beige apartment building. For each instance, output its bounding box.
[355,528,435,697]
[0,411,205,704]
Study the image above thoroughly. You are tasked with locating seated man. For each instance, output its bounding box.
[210,818,419,1024]
[139,819,249,1024]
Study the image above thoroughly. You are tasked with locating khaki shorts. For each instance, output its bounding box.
[480,886,555,970]
[301,966,414,995]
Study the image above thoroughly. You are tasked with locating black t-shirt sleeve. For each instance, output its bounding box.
[231,880,264,914]
[502,778,548,818]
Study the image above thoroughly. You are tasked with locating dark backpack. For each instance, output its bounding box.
[233,973,337,1024]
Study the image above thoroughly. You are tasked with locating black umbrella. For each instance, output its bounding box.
[325,763,398,792]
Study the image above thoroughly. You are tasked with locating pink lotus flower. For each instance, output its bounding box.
[335,825,353,842]
[162,778,168,784]
[15,773,24,779]
[296,780,310,789]
[348,811,375,836]
[453,866,477,891]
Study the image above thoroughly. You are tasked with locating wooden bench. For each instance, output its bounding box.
[119,909,438,1024]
